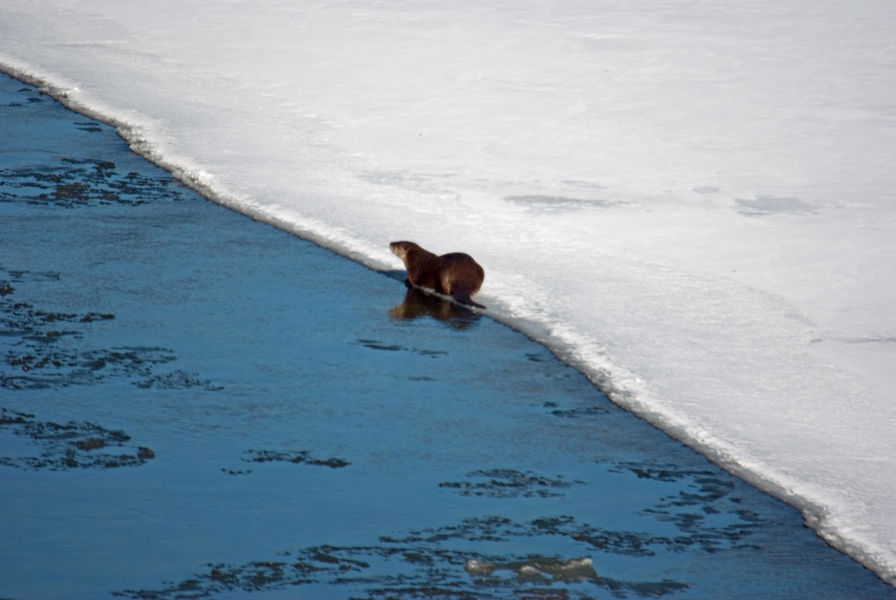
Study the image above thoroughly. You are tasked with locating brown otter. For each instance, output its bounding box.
[389,241,485,308]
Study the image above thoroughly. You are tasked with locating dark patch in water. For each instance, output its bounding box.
[386,516,663,557]
[75,120,105,134]
[440,468,584,499]
[242,448,350,469]
[0,271,189,389]
[357,337,448,357]
[408,375,436,382]
[0,407,155,470]
[134,369,223,391]
[358,338,405,352]
[2,344,177,390]
[610,462,764,552]
[113,516,691,599]
[388,505,765,560]
[546,402,611,418]
[417,348,449,357]
[0,156,187,208]
[221,468,253,476]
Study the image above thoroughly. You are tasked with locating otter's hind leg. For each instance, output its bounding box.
[452,290,485,309]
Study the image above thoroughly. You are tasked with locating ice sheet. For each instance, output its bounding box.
[2,0,894,584]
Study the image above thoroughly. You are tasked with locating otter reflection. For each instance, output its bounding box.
[389,286,480,329]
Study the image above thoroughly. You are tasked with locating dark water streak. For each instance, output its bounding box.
[2,72,894,599]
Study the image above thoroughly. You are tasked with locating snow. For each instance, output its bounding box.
[2,0,895,584]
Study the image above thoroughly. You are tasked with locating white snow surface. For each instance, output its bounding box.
[3,0,895,584]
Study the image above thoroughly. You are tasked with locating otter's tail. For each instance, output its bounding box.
[453,291,485,309]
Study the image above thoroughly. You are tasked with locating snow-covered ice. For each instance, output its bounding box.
[2,0,894,584]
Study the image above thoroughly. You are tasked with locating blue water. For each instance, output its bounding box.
[2,71,894,599]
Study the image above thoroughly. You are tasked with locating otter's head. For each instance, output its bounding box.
[389,241,419,261]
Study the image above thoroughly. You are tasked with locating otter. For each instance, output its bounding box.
[389,241,485,308]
